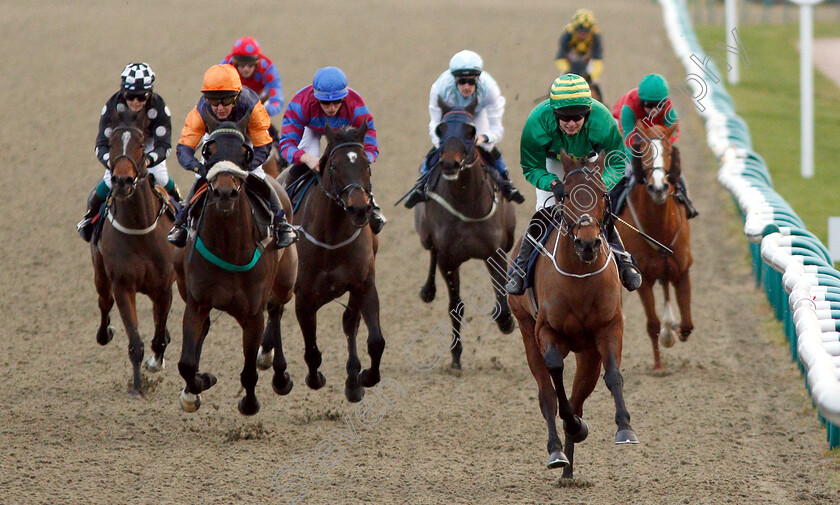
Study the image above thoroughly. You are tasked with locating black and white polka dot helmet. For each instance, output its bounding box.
[120,62,155,92]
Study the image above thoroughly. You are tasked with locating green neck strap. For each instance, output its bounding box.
[195,236,261,272]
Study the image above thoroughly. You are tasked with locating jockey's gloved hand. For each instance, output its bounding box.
[550,179,566,202]
[145,154,154,168]
[193,163,207,178]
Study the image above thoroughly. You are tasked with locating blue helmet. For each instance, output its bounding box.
[313,67,349,101]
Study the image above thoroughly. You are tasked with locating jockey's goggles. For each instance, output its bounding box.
[318,99,343,106]
[554,111,587,123]
[123,91,150,102]
[456,77,477,86]
[204,95,238,106]
[233,56,259,67]
[641,100,661,109]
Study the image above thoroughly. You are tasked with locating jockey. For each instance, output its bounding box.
[555,9,603,97]
[78,62,182,242]
[611,73,698,218]
[403,49,524,208]
[166,64,298,248]
[220,36,284,155]
[505,74,642,296]
[278,66,386,234]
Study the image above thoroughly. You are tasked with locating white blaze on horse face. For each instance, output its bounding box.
[347,152,358,164]
[650,139,667,191]
[121,131,131,156]
[651,168,666,191]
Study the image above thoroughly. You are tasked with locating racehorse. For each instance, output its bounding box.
[566,54,603,103]
[89,108,175,395]
[413,97,517,369]
[173,122,297,415]
[260,122,384,402]
[617,122,693,373]
[508,151,637,479]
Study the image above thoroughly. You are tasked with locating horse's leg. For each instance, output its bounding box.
[236,313,263,416]
[342,290,365,402]
[178,301,216,413]
[596,331,638,445]
[113,286,144,395]
[419,248,437,303]
[638,280,664,373]
[357,277,385,389]
[563,350,600,479]
[266,300,293,395]
[441,266,464,369]
[93,252,115,345]
[296,295,326,390]
[484,251,515,334]
[145,286,172,372]
[673,270,694,342]
[258,298,278,371]
[659,280,678,348]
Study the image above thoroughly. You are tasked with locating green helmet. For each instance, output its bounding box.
[549,74,592,111]
[638,74,669,102]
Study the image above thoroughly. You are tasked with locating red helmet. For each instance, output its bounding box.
[231,36,261,65]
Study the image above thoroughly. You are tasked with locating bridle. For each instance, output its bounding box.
[109,125,148,198]
[318,141,372,225]
[435,113,479,177]
[554,167,609,243]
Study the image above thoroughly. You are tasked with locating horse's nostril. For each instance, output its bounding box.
[594,238,602,249]
[213,188,222,198]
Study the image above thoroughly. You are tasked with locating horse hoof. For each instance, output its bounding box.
[345,384,365,403]
[358,369,380,388]
[180,390,201,413]
[547,451,569,469]
[272,373,294,395]
[659,330,675,348]
[97,326,115,346]
[615,429,639,444]
[679,326,693,342]
[238,396,260,416]
[496,314,516,335]
[450,360,462,371]
[565,417,589,444]
[305,372,326,390]
[256,346,274,371]
[144,355,165,372]
[197,372,218,391]
[419,285,436,303]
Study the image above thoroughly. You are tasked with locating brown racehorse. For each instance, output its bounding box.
[508,151,637,479]
[263,122,384,403]
[413,97,516,369]
[173,123,297,415]
[618,122,693,373]
[90,108,175,395]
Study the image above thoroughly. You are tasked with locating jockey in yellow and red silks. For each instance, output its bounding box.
[555,9,603,85]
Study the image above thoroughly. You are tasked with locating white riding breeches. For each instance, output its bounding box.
[103,159,170,189]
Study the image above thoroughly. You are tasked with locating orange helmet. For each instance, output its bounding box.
[201,64,242,95]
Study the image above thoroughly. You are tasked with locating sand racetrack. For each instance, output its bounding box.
[1,1,838,503]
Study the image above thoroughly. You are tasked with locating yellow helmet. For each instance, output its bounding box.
[571,9,596,31]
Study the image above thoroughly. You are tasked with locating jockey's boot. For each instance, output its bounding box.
[504,231,538,296]
[167,180,201,248]
[605,223,642,292]
[491,152,525,204]
[272,208,298,248]
[369,194,387,234]
[404,150,437,209]
[166,181,185,207]
[674,176,699,219]
[77,189,106,242]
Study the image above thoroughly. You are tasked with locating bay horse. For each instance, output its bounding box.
[173,123,297,415]
[90,108,175,395]
[413,97,516,369]
[617,122,693,373]
[508,151,637,479]
[260,122,384,403]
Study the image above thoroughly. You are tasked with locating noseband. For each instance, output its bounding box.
[436,114,479,175]
[319,141,372,219]
[109,126,148,197]
[555,167,608,240]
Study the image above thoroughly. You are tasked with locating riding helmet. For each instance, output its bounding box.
[571,9,596,30]
[121,62,155,92]
[313,67,349,101]
[231,36,261,66]
[201,64,242,98]
[549,73,592,115]
[449,50,483,77]
[638,74,669,103]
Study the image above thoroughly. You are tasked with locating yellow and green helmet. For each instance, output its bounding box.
[549,74,592,113]
[571,9,596,30]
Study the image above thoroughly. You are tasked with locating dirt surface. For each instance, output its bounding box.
[2,1,839,504]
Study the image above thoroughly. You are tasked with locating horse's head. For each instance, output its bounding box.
[320,122,372,228]
[202,121,254,171]
[434,96,479,181]
[108,108,149,198]
[206,161,247,215]
[557,150,608,264]
[631,122,679,205]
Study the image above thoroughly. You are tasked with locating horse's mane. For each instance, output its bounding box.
[319,125,365,172]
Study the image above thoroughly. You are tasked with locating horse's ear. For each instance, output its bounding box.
[356,121,368,141]
[205,113,220,134]
[325,123,335,142]
[664,123,677,140]
[437,95,452,116]
[466,96,478,116]
[243,144,254,166]
[631,145,644,182]
[235,115,248,135]
[559,150,573,170]
[201,140,215,160]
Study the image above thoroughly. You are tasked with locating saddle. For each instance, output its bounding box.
[286,170,317,213]
[186,176,274,242]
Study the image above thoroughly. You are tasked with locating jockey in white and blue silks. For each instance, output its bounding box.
[403,50,524,208]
